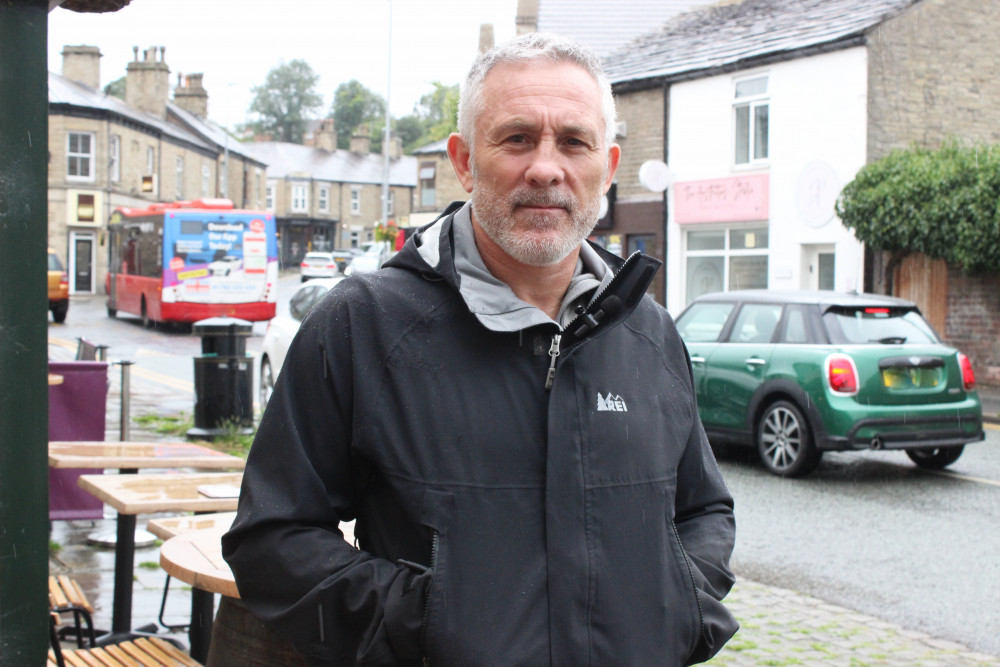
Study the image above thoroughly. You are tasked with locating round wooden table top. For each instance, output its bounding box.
[160,525,240,599]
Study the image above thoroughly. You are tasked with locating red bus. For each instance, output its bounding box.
[106,199,279,325]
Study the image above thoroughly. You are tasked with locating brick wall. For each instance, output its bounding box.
[946,267,1000,388]
[867,0,1000,160]
[614,87,665,201]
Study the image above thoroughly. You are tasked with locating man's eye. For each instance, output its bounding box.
[506,134,527,144]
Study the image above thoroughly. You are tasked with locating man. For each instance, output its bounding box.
[224,32,738,666]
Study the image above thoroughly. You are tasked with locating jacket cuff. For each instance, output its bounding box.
[383,565,431,662]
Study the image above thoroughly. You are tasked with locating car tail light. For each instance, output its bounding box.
[60,272,68,288]
[827,354,859,394]
[958,352,976,391]
[300,261,308,268]
[326,263,336,269]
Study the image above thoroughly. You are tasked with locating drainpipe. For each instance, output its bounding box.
[0,0,51,662]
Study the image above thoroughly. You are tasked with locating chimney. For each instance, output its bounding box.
[388,135,403,160]
[126,45,170,118]
[61,45,102,90]
[315,118,337,152]
[350,124,371,154]
[479,24,495,53]
[516,0,539,35]
[173,72,208,118]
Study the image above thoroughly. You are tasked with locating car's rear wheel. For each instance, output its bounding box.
[259,357,275,414]
[756,400,821,477]
[906,445,964,469]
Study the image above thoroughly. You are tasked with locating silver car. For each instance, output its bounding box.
[300,251,338,282]
[259,277,343,412]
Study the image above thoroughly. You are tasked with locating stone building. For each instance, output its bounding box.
[48,45,266,295]
[600,0,1000,383]
[248,128,416,267]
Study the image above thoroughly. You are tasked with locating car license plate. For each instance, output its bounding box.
[882,366,941,389]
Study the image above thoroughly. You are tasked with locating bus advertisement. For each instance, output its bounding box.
[106,199,278,325]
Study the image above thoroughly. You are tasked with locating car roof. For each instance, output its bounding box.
[689,289,918,310]
[304,251,334,258]
[295,277,343,290]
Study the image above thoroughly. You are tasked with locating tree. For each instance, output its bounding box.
[246,60,322,143]
[396,81,459,152]
[836,141,1000,279]
[103,76,125,100]
[331,80,385,150]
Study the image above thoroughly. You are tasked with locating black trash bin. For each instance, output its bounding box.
[188,317,254,440]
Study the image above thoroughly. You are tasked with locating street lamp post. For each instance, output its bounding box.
[381,0,393,231]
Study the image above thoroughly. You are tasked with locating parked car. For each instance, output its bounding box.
[344,243,391,275]
[259,277,344,411]
[674,289,984,477]
[300,252,338,282]
[48,247,69,323]
[331,250,355,274]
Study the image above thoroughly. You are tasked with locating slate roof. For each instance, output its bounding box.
[536,0,720,58]
[246,141,417,188]
[48,71,259,163]
[603,0,919,87]
[411,138,448,155]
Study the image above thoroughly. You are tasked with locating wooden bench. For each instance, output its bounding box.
[48,632,203,666]
[48,575,96,648]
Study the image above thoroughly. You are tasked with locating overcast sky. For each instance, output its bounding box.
[48,0,518,130]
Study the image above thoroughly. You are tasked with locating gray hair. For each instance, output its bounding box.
[457,32,617,150]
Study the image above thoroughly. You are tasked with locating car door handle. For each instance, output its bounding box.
[690,355,706,364]
[744,357,766,367]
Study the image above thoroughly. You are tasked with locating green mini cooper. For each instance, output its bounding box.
[675,290,984,477]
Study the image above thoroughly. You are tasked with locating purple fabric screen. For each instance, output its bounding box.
[48,361,109,520]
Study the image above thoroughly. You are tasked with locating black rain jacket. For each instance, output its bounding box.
[223,205,738,666]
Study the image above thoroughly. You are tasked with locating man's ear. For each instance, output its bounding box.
[603,144,622,194]
[447,133,475,193]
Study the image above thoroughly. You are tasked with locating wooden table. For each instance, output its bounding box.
[49,441,246,471]
[147,511,237,542]
[77,471,243,652]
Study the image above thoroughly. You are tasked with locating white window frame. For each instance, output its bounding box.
[318,185,330,214]
[255,169,263,208]
[733,74,769,167]
[385,189,395,217]
[683,225,770,305]
[419,163,436,208]
[175,156,185,200]
[350,186,362,216]
[265,181,276,211]
[201,162,211,197]
[67,131,96,182]
[291,183,308,213]
[109,134,121,183]
[146,146,155,174]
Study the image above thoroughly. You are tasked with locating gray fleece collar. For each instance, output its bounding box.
[429,202,613,332]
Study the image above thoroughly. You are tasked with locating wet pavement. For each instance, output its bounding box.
[46,340,1000,665]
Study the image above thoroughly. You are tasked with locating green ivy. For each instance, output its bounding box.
[836,141,1000,273]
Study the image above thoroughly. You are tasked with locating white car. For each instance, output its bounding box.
[300,251,338,282]
[344,243,391,275]
[259,277,343,412]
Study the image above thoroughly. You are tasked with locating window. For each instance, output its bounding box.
[728,303,782,343]
[175,156,185,199]
[109,135,121,183]
[733,75,769,165]
[265,181,276,211]
[318,186,330,213]
[385,189,394,217]
[146,146,155,174]
[419,162,436,207]
[685,226,769,303]
[351,187,362,216]
[201,162,211,197]
[292,184,308,213]
[67,132,95,181]
[255,169,263,208]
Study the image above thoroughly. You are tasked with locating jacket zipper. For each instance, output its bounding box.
[420,531,440,665]
[671,521,706,645]
[544,333,562,390]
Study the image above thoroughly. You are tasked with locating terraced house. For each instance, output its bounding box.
[48,45,266,295]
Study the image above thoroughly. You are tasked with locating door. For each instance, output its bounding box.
[70,232,95,294]
[702,303,781,430]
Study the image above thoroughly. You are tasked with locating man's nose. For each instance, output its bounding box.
[524,142,565,187]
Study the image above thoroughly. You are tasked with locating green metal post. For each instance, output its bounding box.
[0,0,52,662]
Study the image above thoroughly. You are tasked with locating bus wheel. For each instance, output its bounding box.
[107,305,117,318]
[140,299,151,328]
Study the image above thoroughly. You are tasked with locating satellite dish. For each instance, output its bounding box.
[598,195,609,219]
[639,160,673,193]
